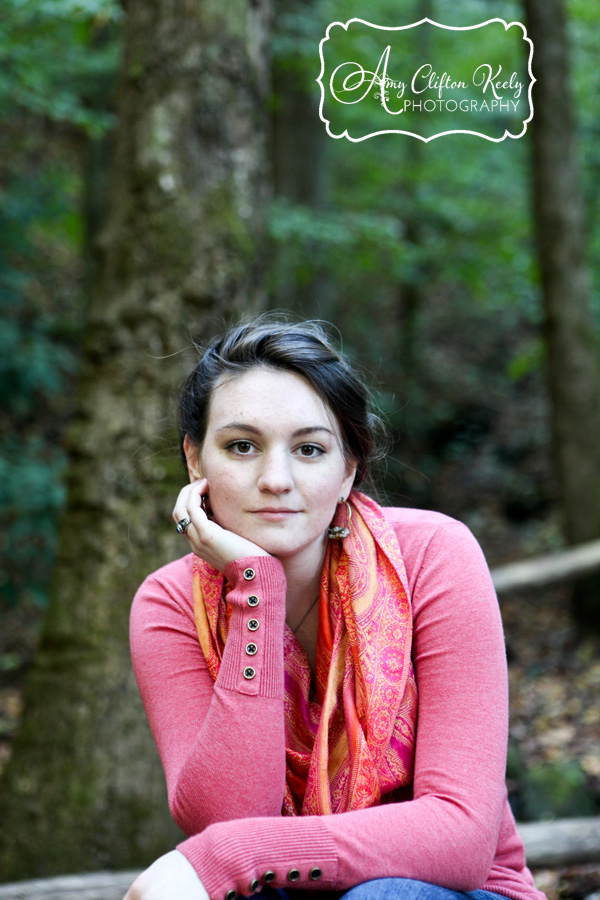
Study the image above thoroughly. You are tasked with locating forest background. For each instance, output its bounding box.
[0,0,599,891]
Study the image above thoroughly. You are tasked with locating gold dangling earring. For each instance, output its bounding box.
[327,496,352,540]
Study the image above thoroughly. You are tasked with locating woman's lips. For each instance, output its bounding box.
[251,508,299,521]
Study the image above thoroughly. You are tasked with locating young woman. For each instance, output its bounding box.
[124,318,544,900]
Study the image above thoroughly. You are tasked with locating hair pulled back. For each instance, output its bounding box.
[178,316,383,487]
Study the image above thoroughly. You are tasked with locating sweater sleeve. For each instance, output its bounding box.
[130,555,288,833]
[176,519,517,900]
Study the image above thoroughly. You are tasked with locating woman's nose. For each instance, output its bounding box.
[256,451,294,493]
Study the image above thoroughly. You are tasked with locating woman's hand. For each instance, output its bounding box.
[123,850,209,900]
[173,478,271,571]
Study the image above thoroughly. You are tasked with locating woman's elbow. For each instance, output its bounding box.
[169,789,208,836]
[442,822,498,890]
[168,782,284,835]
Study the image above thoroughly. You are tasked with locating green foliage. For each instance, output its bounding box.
[569,0,600,319]
[521,761,597,820]
[0,438,67,609]
[0,170,81,608]
[0,0,122,609]
[0,0,121,134]
[271,0,538,319]
[506,338,545,382]
[269,198,416,287]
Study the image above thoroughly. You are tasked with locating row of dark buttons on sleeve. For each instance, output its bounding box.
[243,569,259,680]
[224,867,322,899]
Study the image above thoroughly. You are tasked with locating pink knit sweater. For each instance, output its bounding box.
[130,507,545,900]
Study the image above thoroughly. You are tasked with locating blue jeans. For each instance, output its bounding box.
[265,880,507,900]
[339,882,506,900]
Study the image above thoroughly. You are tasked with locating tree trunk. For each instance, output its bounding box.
[270,0,331,317]
[523,0,600,626]
[0,0,270,879]
[271,0,327,211]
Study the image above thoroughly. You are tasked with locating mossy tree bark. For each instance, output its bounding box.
[524,0,600,627]
[0,0,270,879]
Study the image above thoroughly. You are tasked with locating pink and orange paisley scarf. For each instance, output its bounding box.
[192,491,417,816]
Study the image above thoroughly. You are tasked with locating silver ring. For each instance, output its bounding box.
[175,516,192,535]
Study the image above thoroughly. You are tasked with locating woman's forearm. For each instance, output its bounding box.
[130,555,288,832]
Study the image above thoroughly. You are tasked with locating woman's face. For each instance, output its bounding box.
[186,367,356,568]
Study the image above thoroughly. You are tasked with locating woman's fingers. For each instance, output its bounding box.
[172,478,208,533]
[172,477,271,570]
[172,479,230,566]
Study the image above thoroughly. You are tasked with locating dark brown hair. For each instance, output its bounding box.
[178,316,384,487]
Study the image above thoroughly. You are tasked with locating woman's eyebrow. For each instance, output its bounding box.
[292,426,336,438]
[216,423,261,434]
[216,423,335,438]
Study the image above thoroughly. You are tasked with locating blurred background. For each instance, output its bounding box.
[0,0,599,894]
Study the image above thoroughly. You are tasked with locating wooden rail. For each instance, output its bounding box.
[491,538,600,594]
[0,871,137,900]
[0,817,599,898]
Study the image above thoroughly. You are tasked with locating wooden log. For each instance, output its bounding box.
[517,816,600,867]
[491,539,600,594]
[0,871,139,900]
[0,817,599,896]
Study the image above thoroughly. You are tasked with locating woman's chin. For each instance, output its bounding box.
[257,533,328,563]
[211,514,328,563]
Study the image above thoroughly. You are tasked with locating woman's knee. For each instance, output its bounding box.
[341,879,471,900]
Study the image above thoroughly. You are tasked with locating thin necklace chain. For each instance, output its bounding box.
[290,594,319,634]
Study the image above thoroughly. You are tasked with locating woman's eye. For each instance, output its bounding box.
[228,440,255,454]
[298,444,324,458]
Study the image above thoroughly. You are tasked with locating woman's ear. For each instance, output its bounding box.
[341,459,357,501]
[183,434,202,483]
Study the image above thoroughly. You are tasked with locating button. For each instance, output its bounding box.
[263,871,276,883]
[246,643,258,655]
[248,619,260,631]
[287,869,300,882]
[225,892,237,900]
[249,880,259,892]
[243,568,255,580]
[243,667,256,680]
[309,868,322,881]
[247,595,259,607]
